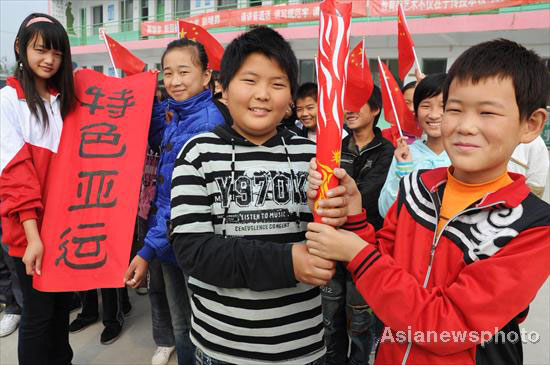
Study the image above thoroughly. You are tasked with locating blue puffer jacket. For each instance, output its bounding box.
[138,89,225,265]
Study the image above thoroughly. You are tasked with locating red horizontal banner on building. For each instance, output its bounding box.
[34,70,157,292]
[368,0,547,17]
[141,1,366,36]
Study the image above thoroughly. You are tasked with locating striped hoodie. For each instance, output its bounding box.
[170,123,325,364]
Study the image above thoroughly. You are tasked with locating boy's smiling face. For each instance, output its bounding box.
[224,52,292,145]
[344,102,379,132]
[296,96,318,130]
[442,76,535,184]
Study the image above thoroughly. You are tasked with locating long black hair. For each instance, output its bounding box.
[14,13,76,129]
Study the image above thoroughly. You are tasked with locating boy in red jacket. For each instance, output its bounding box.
[306,39,550,364]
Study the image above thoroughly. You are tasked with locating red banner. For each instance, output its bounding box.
[141,1,366,36]
[314,0,352,222]
[34,70,157,292]
[368,0,547,17]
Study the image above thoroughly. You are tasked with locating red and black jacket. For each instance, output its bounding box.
[0,78,62,257]
[343,167,549,364]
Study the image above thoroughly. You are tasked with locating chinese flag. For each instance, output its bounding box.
[178,21,224,71]
[344,40,374,113]
[397,4,415,81]
[381,125,401,147]
[379,60,422,138]
[104,34,146,76]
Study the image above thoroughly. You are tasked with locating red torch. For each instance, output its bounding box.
[314,0,352,222]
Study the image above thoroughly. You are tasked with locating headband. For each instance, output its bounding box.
[26,17,54,27]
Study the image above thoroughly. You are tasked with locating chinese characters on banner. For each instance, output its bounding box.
[369,0,547,17]
[34,69,157,292]
[314,0,351,222]
[141,1,366,36]
[140,0,543,36]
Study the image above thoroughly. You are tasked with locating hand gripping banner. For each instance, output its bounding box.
[314,0,351,222]
[34,69,157,292]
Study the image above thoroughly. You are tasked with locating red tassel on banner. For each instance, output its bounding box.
[315,0,352,222]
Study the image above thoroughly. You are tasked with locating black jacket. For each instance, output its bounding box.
[341,127,394,230]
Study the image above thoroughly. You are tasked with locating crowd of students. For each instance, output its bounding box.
[0,12,549,365]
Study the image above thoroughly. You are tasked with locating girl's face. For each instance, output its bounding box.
[416,93,444,139]
[26,33,63,81]
[162,47,211,102]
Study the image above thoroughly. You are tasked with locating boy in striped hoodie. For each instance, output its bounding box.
[170,26,353,365]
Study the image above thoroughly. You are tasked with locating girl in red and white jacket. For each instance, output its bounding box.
[0,13,76,365]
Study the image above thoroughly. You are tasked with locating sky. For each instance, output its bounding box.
[1,0,49,69]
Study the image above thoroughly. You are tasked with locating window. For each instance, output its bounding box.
[92,5,103,35]
[120,0,134,32]
[218,0,238,11]
[108,4,115,21]
[174,0,190,18]
[93,65,104,73]
[80,8,87,40]
[250,0,262,6]
[141,0,149,20]
[422,58,447,74]
[156,0,165,21]
[299,59,316,85]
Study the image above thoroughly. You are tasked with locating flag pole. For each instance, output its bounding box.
[101,30,120,78]
[314,55,319,83]
[361,37,365,69]
[412,46,422,74]
[378,57,404,138]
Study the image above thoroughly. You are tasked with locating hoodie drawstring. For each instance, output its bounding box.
[222,138,236,237]
[281,137,302,227]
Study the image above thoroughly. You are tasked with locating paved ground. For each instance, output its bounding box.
[0,279,548,365]
[0,289,177,365]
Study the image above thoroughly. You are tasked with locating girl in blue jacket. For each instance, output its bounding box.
[124,38,227,365]
[378,73,451,218]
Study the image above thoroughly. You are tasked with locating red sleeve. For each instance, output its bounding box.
[342,209,376,241]
[343,197,400,256]
[0,144,42,223]
[346,225,550,355]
